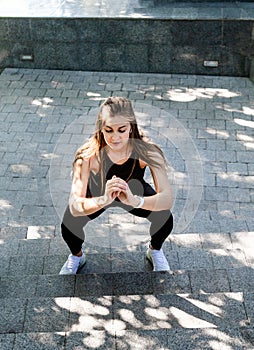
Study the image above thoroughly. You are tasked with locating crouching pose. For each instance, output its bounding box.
[60,96,173,274]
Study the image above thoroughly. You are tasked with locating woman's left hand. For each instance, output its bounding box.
[116,179,138,207]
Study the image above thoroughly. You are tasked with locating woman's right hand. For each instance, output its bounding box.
[102,175,127,206]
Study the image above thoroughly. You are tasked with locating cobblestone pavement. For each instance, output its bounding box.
[0,68,253,239]
[0,68,254,349]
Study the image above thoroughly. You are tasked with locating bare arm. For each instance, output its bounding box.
[141,161,173,211]
[117,152,173,211]
[69,157,127,217]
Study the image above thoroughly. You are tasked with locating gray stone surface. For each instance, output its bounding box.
[1,3,254,75]
[65,331,115,350]
[0,298,26,334]
[0,334,15,350]
[0,67,254,348]
[14,333,65,350]
[23,297,71,333]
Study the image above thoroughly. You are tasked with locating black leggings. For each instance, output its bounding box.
[61,183,173,255]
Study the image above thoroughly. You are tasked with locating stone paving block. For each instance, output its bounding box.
[9,255,44,276]
[218,217,249,233]
[236,151,254,164]
[170,233,202,250]
[43,255,67,275]
[79,253,112,274]
[65,331,115,350]
[0,298,26,333]
[36,275,75,297]
[13,332,65,350]
[112,271,153,296]
[0,240,20,258]
[24,297,71,333]
[165,292,247,328]
[69,296,113,332]
[165,249,180,271]
[200,232,232,249]
[113,292,247,330]
[18,238,50,256]
[0,275,38,298]
[177,248,213,270]
[75,273,114,297]
[111,252,146,273]
[152,270,191,295]
[239,327,254,349]
[211,249,248,269]
[228,188,250,202]
[227,267,254,293]
[115,329,168,350]
[243,292,254,325]
[189,269,230,293]
[246,219,254,232]
[165,327,249,350]
[0,257,9,276]
[0,226,27,241]
[27,225,56,239]
[0,333,15,350]
[231,232,254,253]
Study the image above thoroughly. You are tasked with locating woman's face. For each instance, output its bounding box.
[101,115,131,152]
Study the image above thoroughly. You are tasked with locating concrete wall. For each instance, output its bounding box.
[0,17,253,76]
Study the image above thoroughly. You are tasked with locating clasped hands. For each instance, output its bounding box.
[103,175,139,207]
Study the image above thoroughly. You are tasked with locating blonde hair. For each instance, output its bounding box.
[73,97,166,192]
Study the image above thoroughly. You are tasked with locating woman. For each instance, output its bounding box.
[60,97,173,274]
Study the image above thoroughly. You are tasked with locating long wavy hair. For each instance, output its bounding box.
[73,97,166,192]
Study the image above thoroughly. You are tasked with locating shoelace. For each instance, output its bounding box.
[151,250,168,268]
[66,255,80,270]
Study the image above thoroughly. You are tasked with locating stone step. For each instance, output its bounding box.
[0,246,251,277]
[1,266,254,299]
[1,327,254,350]
[0,292,252,335]
[1,231,253,256]
[1,231,252,257]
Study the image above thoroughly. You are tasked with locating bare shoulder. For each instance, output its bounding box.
[86,154,100,174]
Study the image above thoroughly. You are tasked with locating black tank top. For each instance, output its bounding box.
[87,150,146,197]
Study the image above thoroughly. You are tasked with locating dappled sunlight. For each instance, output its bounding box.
[56,296,112,333]
[237,133,254,142]
[118,308,145,328]
[32,97,53,107]
[51,291,250,344]
[80,332,107,349]
[145,306,170,321]
[85,91,108,102]
[10,164,31,175]
[87,92,101,97]
[186,295,223,317]
[223,104,254,116]
[236,132,254,149]
[202,328,245,350]
[169,306,216,328]
[206,127,230,139]
[165,87,240,102]
[41,152,60,159]
[0,199,13,212]
[234,118,254,128]
[217,172,254,185]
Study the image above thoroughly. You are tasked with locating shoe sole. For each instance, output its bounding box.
[145,250,154,268]
[59,255,87,275]
[77,257,87,272]
[145,249,170,272]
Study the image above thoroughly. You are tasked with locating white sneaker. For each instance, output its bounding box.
[146,247,170,271]
[59,251,86,275]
